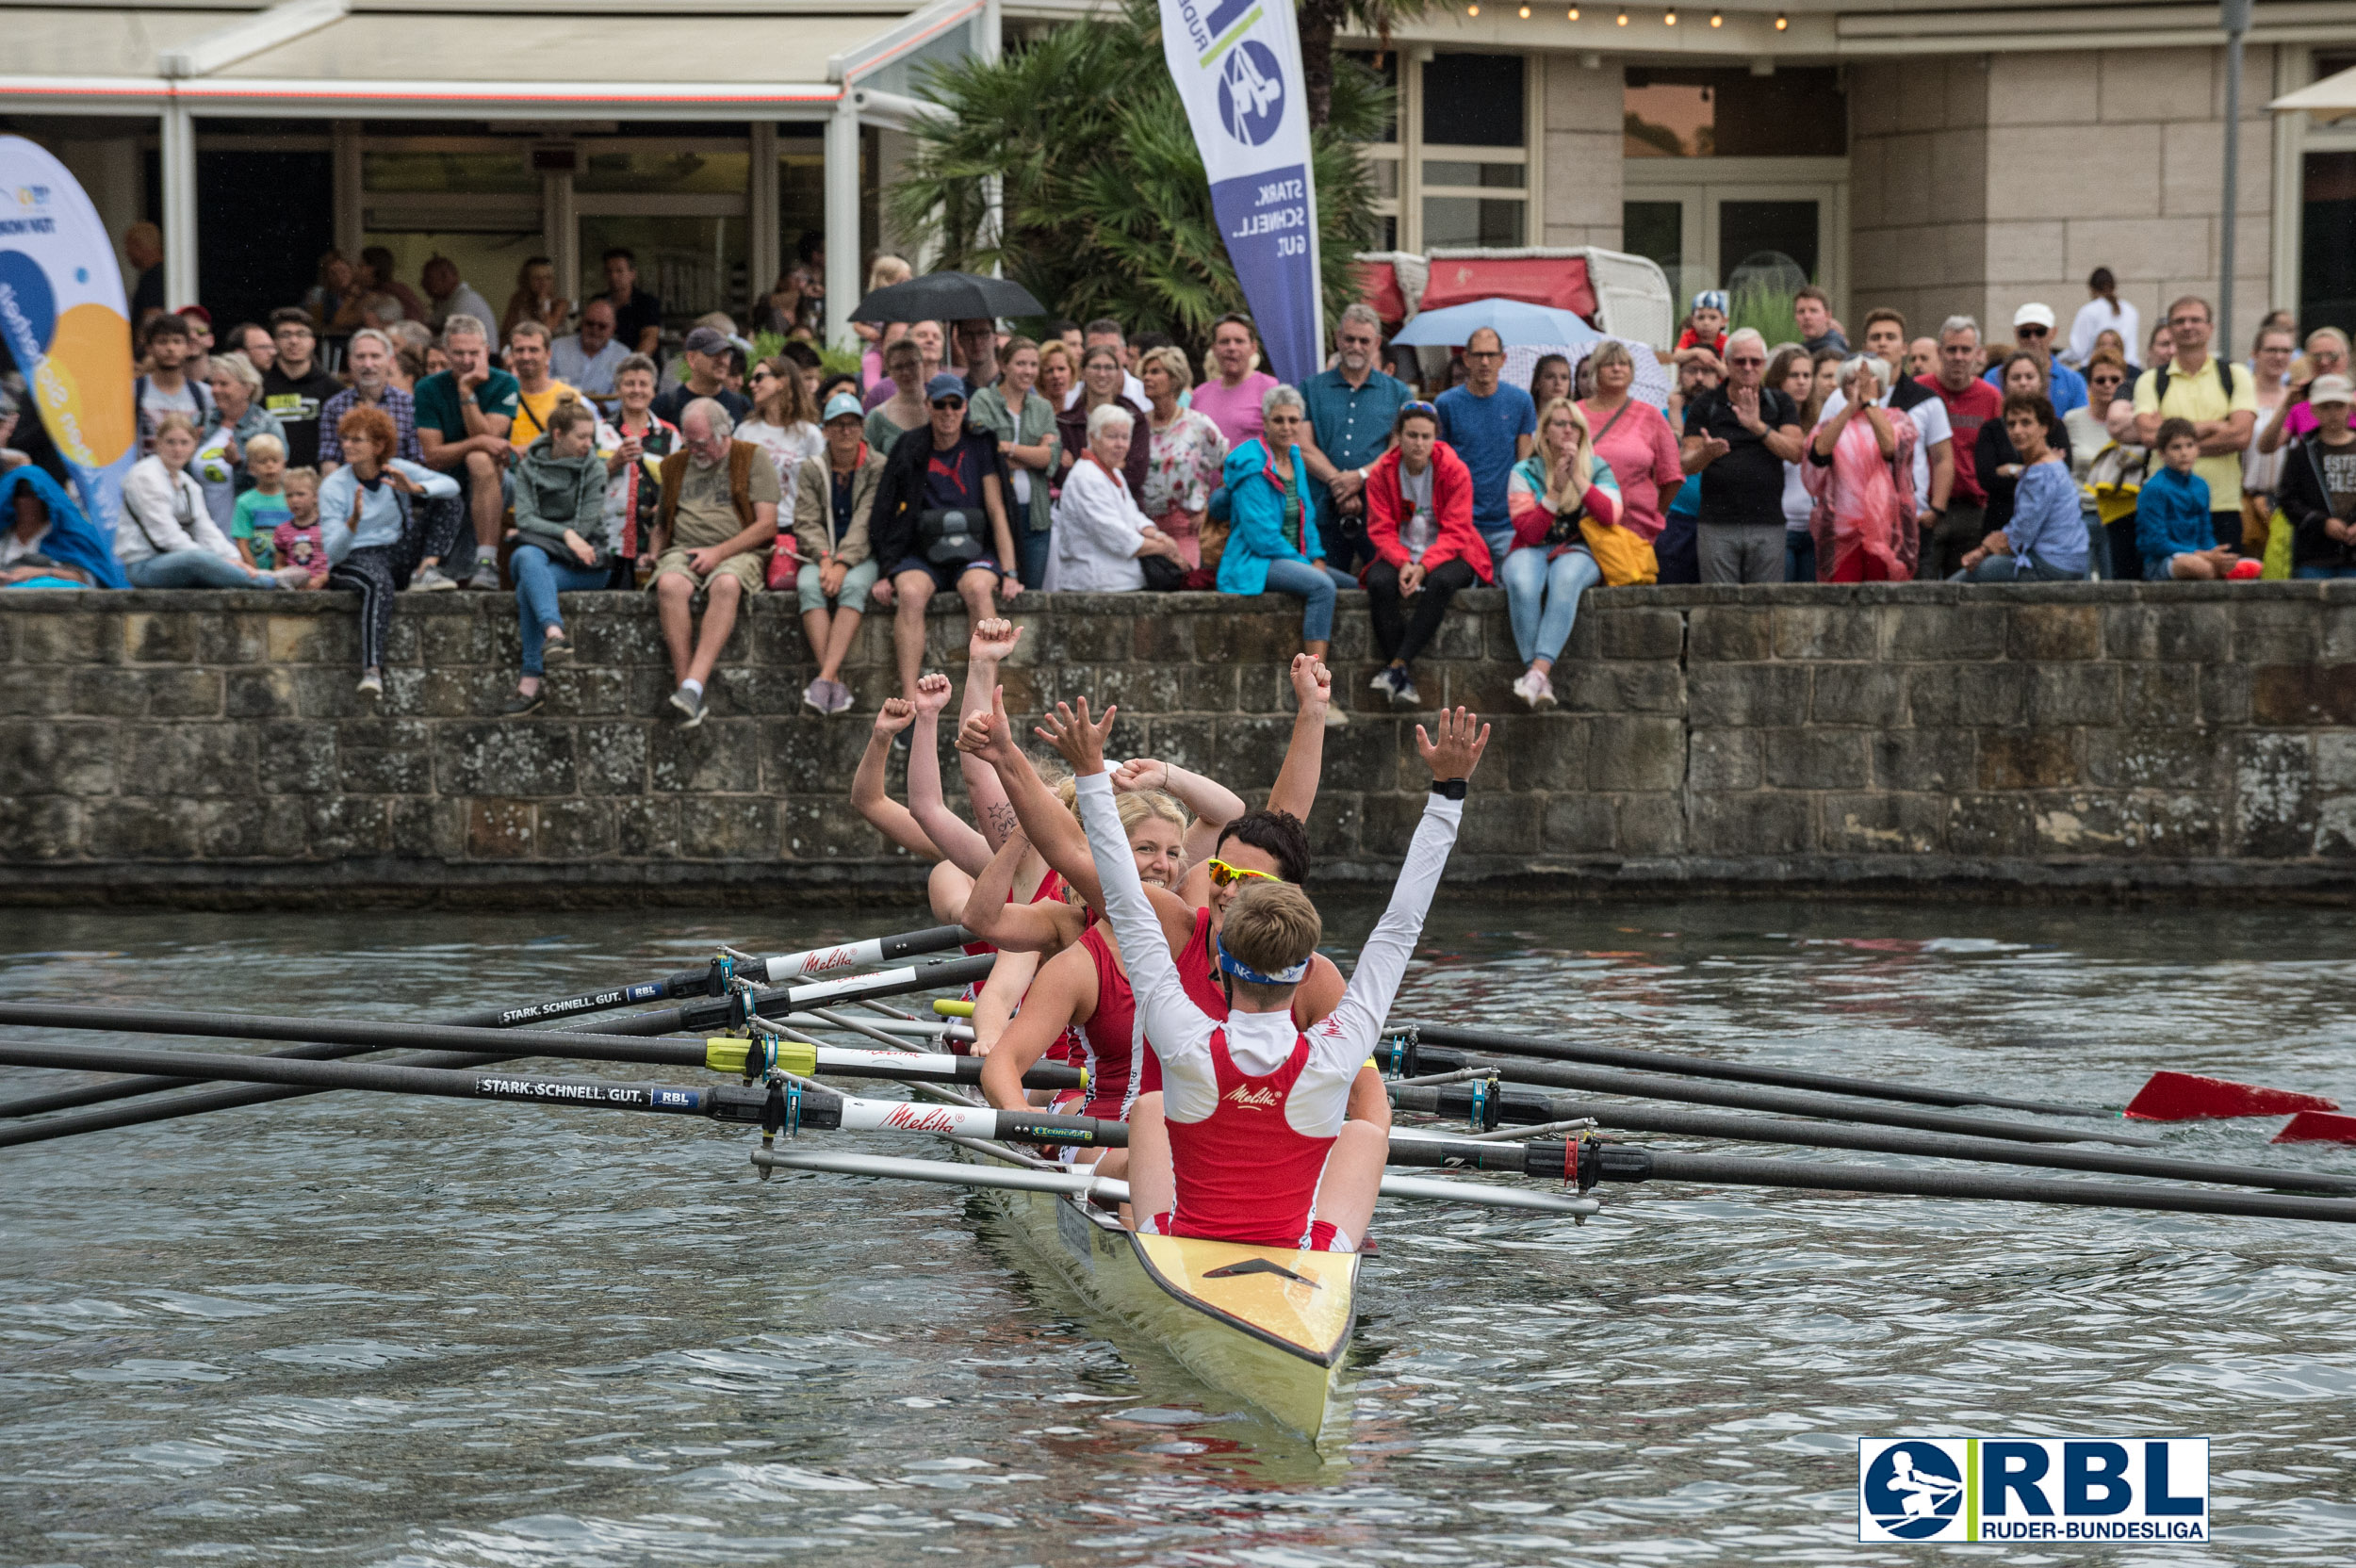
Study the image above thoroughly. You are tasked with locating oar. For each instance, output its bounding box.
[1386,1082,2356,1197]
[0,958,993,1149]
[1394,1022,2112,1119]
[440,925,973,1028]
[1397,1045,2162,1148]
[0,1038,1118,1151]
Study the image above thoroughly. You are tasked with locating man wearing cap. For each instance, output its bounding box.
[1984,303,2087,413]
[792,390,887,712]
[653,326,753,429]
[647,397,779,727]
[2280,373,2356,579]
[867,373,1023,702]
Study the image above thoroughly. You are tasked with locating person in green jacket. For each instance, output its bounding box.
[504,397,609,714]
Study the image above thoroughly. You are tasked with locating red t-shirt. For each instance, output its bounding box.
[1674,329,1728,356]
[1922,375,2003,506]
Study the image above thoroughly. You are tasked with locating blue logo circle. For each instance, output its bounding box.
[1863,1443,1965,1539]
[1217,41,1286,147]
[0,250,59,355]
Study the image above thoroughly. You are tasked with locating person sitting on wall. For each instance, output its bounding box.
[646,397,780,728]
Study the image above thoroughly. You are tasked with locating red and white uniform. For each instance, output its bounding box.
[1076,771,1463,1251]
[1074,923,1141,1121]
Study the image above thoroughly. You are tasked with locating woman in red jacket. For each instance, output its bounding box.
[1362,401,1492,706]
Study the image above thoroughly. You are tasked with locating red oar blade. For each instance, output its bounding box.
[2123,1070,2341,1122]
[2272,1110,2356,1145]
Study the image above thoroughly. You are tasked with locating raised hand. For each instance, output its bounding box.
[955,685,1023,766]
[872,696,916,739]
[970,616,1022,663]
[1415,706,1492,782]
[1034,696,1117,777]
[1112,758,1169,793]
[912,671,954,717]
[1288,652,1333,710]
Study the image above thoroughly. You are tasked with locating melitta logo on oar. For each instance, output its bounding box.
[1858,1437,2208,1543]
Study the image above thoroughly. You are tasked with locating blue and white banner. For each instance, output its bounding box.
[1159,0,1322,385]
[1859,1436,2209,1544]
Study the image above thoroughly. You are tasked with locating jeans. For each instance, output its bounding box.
[1499,546,1601,666]
[2295,565,2356,579]
[1257,557,1357,645]
[1785,528,1817,583]
[1655,510,1700,584]
[1017,527,1052,593]
[125,551,272,590]
[1955,554,2086,582]
[1366,556,1476,666]
[1698,522,1786,584]
[511,544,613,675]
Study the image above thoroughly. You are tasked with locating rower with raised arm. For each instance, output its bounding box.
[851,695,979,927]
[1042,697,1487,1251]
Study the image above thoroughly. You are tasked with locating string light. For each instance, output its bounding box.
[1568,3,1580,13]
[1616,7,1628,22]
[1519,3,1531,14]
[1466,2,1478,13]
[1664,6,1677,22]
[1774,10,1788,26]
[1710,8,1723,23]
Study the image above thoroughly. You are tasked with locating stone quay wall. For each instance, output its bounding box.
[3,582,2353,907]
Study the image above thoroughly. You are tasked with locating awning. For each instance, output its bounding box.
[2271,62,2356,122]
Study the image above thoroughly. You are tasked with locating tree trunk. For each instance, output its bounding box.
[1297,1,1339,130]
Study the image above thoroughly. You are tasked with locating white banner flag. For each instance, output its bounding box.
[1159,0,1323,384]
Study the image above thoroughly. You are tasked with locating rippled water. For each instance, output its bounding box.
[2,900,2353,1567]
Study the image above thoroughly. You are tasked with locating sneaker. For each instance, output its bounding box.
[407,564,460,593]
[1385,667,1419,706]
[356,671,384,702]
[1322,703,1350,728]
[1514,669,1557,710]
[824,678,857,716]
[668,686,706,728]
[1368,669,1395,694]
[540,630,573,662]
[802,677,829,714]
[270,565,313,589]
[465,562,502,592]
[501,687,544,716]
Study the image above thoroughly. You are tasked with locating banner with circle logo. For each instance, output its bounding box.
[0,136,137,544]
[1159,0,1322,385]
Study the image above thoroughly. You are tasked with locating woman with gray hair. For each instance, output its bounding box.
[1218,384,1355,716]
[196,351,286,529]
[1045,402,1186,591]
[1802,354,1920,580]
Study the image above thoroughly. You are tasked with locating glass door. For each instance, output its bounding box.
[1622,164,1845,315]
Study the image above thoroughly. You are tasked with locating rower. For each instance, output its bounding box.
[851,694,978,930]
[1046,696,1488,1252]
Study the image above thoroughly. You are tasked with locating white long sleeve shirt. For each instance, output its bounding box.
[1045,454,1153,592]
[1077,769,1462,1135]
[118,455,240,567]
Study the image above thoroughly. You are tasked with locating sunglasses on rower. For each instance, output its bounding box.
[1205,858,1282,889]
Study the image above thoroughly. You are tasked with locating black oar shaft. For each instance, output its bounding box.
[1607,1148,2356,1226]
[1401,1021,2106,1119]
[1407,1047,2160,1148]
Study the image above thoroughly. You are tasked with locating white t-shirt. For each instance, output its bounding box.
[1780,460,1814,531]
[2068,297,2141,370]
[738,419,825,519]
[1061,373,1148,411]
[1398,462,1437,560]
[139,378,200,449]
[1820,385,1951,510]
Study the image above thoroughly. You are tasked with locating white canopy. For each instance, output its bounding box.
[2269,63,2356,122]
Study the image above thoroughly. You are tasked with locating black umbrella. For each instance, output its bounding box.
[850,270,1045,324]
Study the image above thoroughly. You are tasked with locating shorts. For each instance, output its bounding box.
[653,547,764,596]
[795,556,877,614]
[1145,1212,1354,1253]
[887,554,1001,593]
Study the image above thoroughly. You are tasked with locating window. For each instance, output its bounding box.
[1348,49,1402,251]
[2300,52,2356,337]
[1624,68,1845,158]
[1419,54,1529,249]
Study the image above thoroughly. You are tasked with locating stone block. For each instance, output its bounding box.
[200,614,269,666]
[1810,663,1905,727]
[1305,792,1361,860]
[0,676,69,716]
[1947,792,2037,857]
[2008,604,2102,662]
[1871,729,1975,792]
[2233,732,2316,858]
[0,795,79,860]
[291,664,363,720]
[90,797,203,858]
[650,720,760,793]
[2022,664,2119,727]
[123,611,201,663]
[1688,607,1772,662]
[1234,662,1285,714]
[1096,662,1185,718]
[267,612,349,665]
[194,797,273,858]
[1764,727,1871,791]
[257,722,337,795]
[538,797,621,859]
[1456,795,1542,858]
[337,720,434,794]
[2250,665,2356,727]
[1615,792,1685,855]
[70,666,146,718]
[1979,730,2079,791]
[1821,792,1946,856]
[466,798,536,858]
[13,610,112,663]
[1137,715,1220,777]
[1589,716,1685,792]
[1214,715,1298,793]
[1507,715,1591,793]
[1131,612,1195,664]
[1989,123,2160,220]
[1688,727,1759,792]
[304,795,390,857]
[2199,663,2251,727]
[616,797,679,858]
[2102,603,2228,662]
[2085,728,2219,791]
[2232,604,2323,663]
[225,667,299,718]
[1595,607,1683,661]
[1774,606,1879,662]
[1888,602,2005,660]
[547,665,630,719]
[2119,662,2201,726]
[0,720,115,796]
[389,796,463,858]
[1690,792,1812,857]
[680,798,777,859]
[760,717,868,796]
[122,725,256,798]
[2322,603,2356,663]
[1541,792,1617,854]
[1193,608,1302,667]
[1689,663,1809,727]
[145,668,223,719]
[436,723,576,796]
[2320,731,2356,791]
[1557,660,1682,715]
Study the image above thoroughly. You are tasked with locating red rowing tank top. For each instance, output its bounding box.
[1075,923,1138,1119]
[1164,1030,1332,1248]
[1138,906,1311,1095]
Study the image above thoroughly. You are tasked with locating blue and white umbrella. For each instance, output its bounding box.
[1390,298,1602,348]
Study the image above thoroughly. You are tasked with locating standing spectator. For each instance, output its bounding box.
[500,256,570,343]
[2279,374,2356,579]
[2242,322,2299,552]
[866,338,928,454]
[1820,310,1955,565]
[1191,315,1281,449]
[119,414,299,590]
[1075,319,1147,406]
[907,320,949,388]
[176,306,215,384]
[1037,340,1075,412]
[1794,286,1848,354]
[1299,305,1410,574]
[385,320,433,390]
[1435,326,1538,564]
[303,250,362,334]
[2143,321,2175,381]
[357,246,428,323]
[1672,290,1729,363]
[260,308,344,469]
[1363,400,1488,706]
[595,351,676,582]
[199,351,285,529]
[414,314,517,591]
[421,257,496,339]
[739,355,826,519]
[855,255,914,386]
[1805,356,1920,582]
[792,390,885,713]
[1977,354,2073,539]
[1579,339,1683,556]
[953,318,1001,396]
[1655,355,1720,585]
[1769,347,1820,580]
[319,328,420,472]
[504,322,579,455]
[1218,384,1353,703]
[1044,403,1185,592]
[969,335,1061,589]
[2064,349,2135,577]
[1956,392,2086,581]
[1055,346,1151,499]
[1905,337,1938,380]
[2257,328,2353,456]
[1530,354,1574,410]
[599,249,664,357]
[224,321,275,376]
[1052,318,1087,367]
[2135,417,2236,580]
[1503,398,1621,708]
[134,314,212,451]
[500,399,609,714]
[647,399,781,727]
[1680,328,1805,584]
[1985,303,2087,413]
[1138,343,1227,573]
[2130,296,2258,555]
[867,375,1023,701]
[552,301,628,407]
[320,405,465,697]
[652,325,751,429]
[2067,268,2139,370]
[1919,315,2004,580]
[123,221,165,324]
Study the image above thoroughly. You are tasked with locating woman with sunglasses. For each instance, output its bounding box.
[2065,348,2135,578]
[738,354,826,521]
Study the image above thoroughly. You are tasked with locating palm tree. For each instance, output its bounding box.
[1297,0,1430,130]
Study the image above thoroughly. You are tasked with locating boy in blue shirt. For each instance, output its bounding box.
[2137,417,2239,580]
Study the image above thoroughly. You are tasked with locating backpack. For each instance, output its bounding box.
[2151,360,2237,404]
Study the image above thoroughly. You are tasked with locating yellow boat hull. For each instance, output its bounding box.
[985,1182,1358,1440]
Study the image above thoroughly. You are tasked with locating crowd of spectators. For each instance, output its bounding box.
[8,234,2355,727]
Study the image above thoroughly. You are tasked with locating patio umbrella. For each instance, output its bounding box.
[1391,298,1601,349]
[851,271,1045,323]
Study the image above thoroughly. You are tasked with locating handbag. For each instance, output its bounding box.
[765,536,797,590]
[1579,514,1659,586]
[1139,553,1186,592]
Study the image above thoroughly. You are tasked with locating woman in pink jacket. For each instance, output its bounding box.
[1361,401,1491,706]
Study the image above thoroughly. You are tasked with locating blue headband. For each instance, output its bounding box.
[1693,290,1729,315]
[1216,934,1309,987]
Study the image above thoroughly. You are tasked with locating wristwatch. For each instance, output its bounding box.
[1430,778,1467,800]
